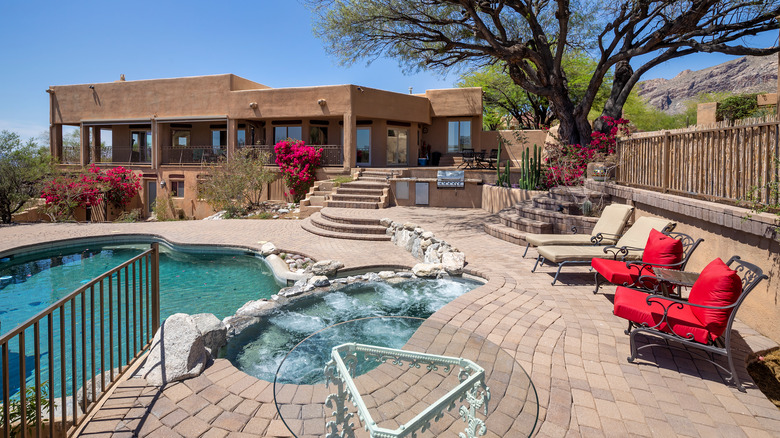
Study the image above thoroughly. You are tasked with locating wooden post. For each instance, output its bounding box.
[662,131,671,192]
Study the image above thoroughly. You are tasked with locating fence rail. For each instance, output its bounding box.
[616,120,780,206]
[0,243,160,437]
[245,144,344,167]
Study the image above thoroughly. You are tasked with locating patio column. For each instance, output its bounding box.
[227,118,237,161]
[343,112,356,171]
[151,119,160,169]
[92,127,101,164]
[80,123,90,166]
[51,124,62,163]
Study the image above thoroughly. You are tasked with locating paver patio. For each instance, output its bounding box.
[2,206,779,437]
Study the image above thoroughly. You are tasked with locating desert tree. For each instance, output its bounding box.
[307,0,780,145]
[0,131,53,224]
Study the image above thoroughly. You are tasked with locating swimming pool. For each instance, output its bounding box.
[223,277,479,384]
[0,241,281,337]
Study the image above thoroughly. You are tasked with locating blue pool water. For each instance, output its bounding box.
[0,241,281,399]
[224,277,479,384]
[0,242,281,335]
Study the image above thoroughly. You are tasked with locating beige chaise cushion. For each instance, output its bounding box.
[525,203,634,247]
[536,216,674,263]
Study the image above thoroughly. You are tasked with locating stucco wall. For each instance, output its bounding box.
[591,181,780,343]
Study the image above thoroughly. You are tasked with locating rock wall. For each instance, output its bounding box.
[381,219,466,276]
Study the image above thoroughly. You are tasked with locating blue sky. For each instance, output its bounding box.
[1,1,777,140]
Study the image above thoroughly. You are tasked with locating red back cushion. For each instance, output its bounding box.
[688,258,743,338]
[642,229,684,266]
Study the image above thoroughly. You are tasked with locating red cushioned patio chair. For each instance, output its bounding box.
[592,230,703,294]
[613,256,767,392]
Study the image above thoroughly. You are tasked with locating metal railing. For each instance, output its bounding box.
[0,243,160,437]
[162,145,227,165]
[243,144,344,167]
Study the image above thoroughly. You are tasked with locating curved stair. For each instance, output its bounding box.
[484,185,612,246]
[302,210,391,241]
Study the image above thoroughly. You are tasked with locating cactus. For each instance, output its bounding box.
[582,199,593,216]
[518,144,542,190]
[496,138,511,187]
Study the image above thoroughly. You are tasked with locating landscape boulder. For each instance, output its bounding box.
[138,313,209,386]
[260,242,278,256]
[412,263,444,278]
[311,260,344,276]
[442,252,466,275]
[192,313,227,358]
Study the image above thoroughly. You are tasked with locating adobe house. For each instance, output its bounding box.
[47,74,483,217]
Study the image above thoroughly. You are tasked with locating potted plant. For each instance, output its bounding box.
[418,142,430,166]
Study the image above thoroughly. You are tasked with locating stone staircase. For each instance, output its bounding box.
[484,186,611,246]
[323,170,392,209]
[301,208,391,241]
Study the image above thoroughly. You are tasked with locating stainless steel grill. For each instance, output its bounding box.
[437,170,465,188]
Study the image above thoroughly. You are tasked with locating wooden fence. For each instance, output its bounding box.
[616,117,780,206]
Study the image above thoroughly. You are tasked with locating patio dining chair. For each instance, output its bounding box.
[613,256,767,392]
[592,230,703,294]
[531,216,676,285]
[458,148,475,169]
[523,203,634,257]
[485,148,498,169]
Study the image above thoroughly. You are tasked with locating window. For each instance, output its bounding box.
[274,126,302,143]
[386,128,408,165]
[447,120,472,153]
[212,130,227,146]
[310,126,327,145]
[237,129,246,146]
[356,127,371,165]
[172,130,191,147]
[171,180,185,198]
[131,131,152,163]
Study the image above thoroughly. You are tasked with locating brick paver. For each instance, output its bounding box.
[2,206,779,437]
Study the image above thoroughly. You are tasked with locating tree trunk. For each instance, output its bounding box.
[551,94,591,146]
[595,60,634,133]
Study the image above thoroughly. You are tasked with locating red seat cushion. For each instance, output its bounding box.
[613,287,714,343]
[592,258,642,286]
[642,229,684,266]
[687,258,743,338]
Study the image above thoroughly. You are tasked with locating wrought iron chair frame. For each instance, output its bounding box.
[622,256,767,392]
[458,148,476,169]
[592,231,704,294]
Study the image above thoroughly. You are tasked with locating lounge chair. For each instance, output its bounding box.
[531,216,675,285]
[613,256,767,392]
[592,230,703,294]
[523,203,634,257]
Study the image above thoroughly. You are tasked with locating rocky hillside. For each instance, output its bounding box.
[637,56,778,114]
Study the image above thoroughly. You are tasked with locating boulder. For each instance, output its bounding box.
[309,275,331,287]
[235,299,272,317]
[192,313,227,358]
[378,271,396,279]
[412,263,444,278]
[442,252,466,275]
[403,222,418,231]
[380,218,393,227]
[139,313,209,386]
[260,242,277,256]
[311,260,344,276]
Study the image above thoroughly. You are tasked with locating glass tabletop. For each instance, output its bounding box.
[273,316,538,437]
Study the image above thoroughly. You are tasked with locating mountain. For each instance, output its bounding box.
[636,56,778,114]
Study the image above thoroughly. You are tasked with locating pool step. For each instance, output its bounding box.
[302,212,391,241]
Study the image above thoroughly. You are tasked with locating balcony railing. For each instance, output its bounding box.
[162,146,227,165]
[0,244,160,437]
[243,144,344,167]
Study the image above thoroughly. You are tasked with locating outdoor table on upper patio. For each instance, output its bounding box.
[272,317,538,438]
[652,267,701,297]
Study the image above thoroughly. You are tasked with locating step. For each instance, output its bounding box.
[548,186,609,203]
[310,213,388,235]
[302,218,391,241]
[532,196,583,215]
[498,209,553,234]
[324,200,381,209]
[320,210,383,226]
[335,188,385,196]
[357,177,392,184]
[341,181,389,190]
[329,194,383,202]
[514,204,599,234]
[483,222,528,246]
[360,171,396,178]
[306,195,326,207]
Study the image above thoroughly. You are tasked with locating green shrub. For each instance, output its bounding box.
[717,94,759,121]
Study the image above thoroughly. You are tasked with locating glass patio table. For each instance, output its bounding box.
[273,316,538,438]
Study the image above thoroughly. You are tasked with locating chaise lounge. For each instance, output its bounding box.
[532,216,675,285]
[613,256,767,391]
[523,203,634,257]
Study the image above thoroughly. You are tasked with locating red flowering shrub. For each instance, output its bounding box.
[274,139,322,202]
[41,165,140,220]
[544,117,630,187]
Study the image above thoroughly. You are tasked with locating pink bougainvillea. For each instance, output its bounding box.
[274,139,322,202]
[41,165,141,220]
[544,117,630,187]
